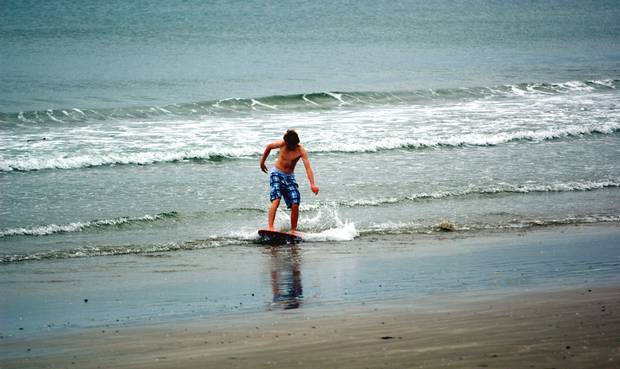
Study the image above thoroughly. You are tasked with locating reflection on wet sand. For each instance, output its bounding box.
[266,245,303,310]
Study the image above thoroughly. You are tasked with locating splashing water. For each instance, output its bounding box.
[297,203,358,242]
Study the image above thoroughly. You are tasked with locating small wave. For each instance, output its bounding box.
[0,212,178,238]
[0,92,349,124]
[359,215,620,236]
[3,214,617,264]
[0,236,247,263]
[406,179,620,200]
[301,180,620,210]
[470,215,620,231]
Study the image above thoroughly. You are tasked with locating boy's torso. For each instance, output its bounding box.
[275,145,302,173]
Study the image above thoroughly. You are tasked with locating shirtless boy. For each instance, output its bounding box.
[259,130,319,233]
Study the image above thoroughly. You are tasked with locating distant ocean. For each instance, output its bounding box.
[1,0,619,264]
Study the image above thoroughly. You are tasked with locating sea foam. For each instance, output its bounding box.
[1,122,618,172]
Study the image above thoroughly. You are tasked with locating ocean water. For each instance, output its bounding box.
[1,0,620,341]
[1,2,619,264]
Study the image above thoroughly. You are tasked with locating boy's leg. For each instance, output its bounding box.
[268,199,280,231]
[290,204,299,233]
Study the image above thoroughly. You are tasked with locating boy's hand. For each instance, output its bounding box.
[260,162,268,173]
[311,185,319,195]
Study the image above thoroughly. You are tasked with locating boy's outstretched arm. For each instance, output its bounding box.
[301,148,319,195]
[259,141,283,173]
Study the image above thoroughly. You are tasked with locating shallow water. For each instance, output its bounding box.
[1,225,618,338]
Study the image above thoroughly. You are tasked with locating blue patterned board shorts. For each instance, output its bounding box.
[269,168,300,208]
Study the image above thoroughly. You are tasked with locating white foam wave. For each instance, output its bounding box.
[591,79,616,88]
[411,180,620,197]
[359,215,620,235]
[0,147,259,172]
[3,121,617,172]
[506,80,615,95]
[302,94,320,106]
[251,99,277,110]
[300,180,620,211]
[45,110,63,123]
[300,221,358,242]
[316,122,620,153]
[0,213,173,237]
[325,92,347,105]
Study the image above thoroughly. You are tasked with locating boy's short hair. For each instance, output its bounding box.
[283,129,300,150]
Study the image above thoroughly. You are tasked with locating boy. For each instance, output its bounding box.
[259,130,319,233]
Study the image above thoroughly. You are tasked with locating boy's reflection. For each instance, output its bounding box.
[266,245,303,310]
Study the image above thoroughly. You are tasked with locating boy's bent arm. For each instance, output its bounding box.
[301,148,319,195]
[259,141,283,173]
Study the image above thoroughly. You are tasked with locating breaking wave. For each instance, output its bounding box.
[317,123,620,153]
[2,78,618,172]
[0,150,254,172]
[2,122,618,172]
[1,79,616,124]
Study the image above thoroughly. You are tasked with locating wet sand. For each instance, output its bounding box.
[2,286,619,369]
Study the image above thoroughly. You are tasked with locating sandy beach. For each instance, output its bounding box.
[2,286,619,369]
[2,224,619,369]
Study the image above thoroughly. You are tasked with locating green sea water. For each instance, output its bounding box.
[2,0,618,111]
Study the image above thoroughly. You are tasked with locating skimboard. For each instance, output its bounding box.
[257,229,302,245]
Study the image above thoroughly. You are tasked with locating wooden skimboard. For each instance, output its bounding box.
[257,229,302,245]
